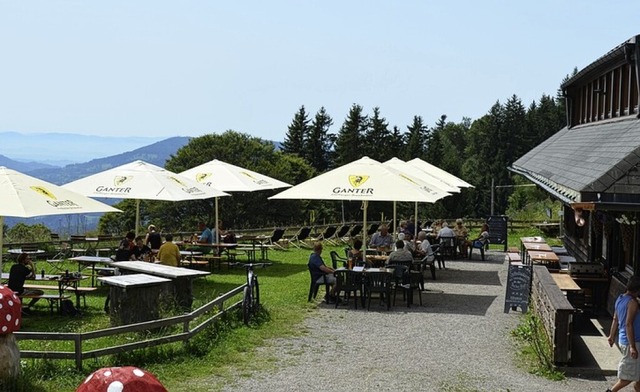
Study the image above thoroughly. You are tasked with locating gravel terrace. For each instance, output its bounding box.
[220,251,617,392]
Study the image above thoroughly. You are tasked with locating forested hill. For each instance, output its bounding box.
[28,136,191,185]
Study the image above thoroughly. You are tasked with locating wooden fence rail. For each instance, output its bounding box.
[15,284,246,370]
[530,266,575,365]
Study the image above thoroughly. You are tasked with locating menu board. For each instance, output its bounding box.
[504,263,532,313]
[487,215,508,251]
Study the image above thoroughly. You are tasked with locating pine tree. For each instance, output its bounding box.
[364,107,393,161]
[303,106,333,172]
[334,104,368,166]
[282,106,310,156]
[403,115,427,160]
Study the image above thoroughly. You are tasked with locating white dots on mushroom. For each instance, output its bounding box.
[107,381,124,392]
[133,368,144,377]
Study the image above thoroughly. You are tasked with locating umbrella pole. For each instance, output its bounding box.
[414,202,418,249]
[393,201,397,240]
[363,200,368,249]
[135,200,141,236]
[215,197,219,245]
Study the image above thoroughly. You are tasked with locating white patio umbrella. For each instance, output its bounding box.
[407,157,474,189]
[269,156,446,246]
[0,166,121,272]
[63,160,229,235]
[383,158,453,240]
[180,159,291,244]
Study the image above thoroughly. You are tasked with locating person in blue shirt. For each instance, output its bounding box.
[308,242,338,303]
[369,224,392,251]
[190,221,213,254]
[607,276,640,392]
[197,222,213,244]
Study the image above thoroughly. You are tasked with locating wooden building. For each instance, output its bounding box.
[510,34,640,313]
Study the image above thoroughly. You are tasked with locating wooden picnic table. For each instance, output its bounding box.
[550,273,582,292]
[70,255,115,287]
[111,261,209,310]
[98,273,171,325]
[526,250,560,266]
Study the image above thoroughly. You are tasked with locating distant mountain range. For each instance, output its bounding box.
[1,133,282,234]
[0,131,167,165]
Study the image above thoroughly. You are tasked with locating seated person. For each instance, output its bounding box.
[348,239,364,264]
[436,221,456,240]
[387,240,414,265]
[8,253,43,308]
[157,233,181,267]
[308,242,339,303]
[212,220,226,244]
[471,223,490,248]
[145,224,163,251]
[191,222,213,254]
[115,231,136,261]
[454,218,470,258]
[132,235,152,261]
[369,224,392,251]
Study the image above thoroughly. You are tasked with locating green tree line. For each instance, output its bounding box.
[96,86,569,235]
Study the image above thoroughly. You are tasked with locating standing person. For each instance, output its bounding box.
[8,253,43,309]
[307,242,339,303]
[115,231,136,261]
[607,276,640,392]
[145,224,162,251]
[157,234,181,267]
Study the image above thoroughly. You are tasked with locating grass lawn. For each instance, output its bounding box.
[7,227,545,392]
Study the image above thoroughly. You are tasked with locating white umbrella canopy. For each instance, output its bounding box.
[180,159,291,244]
[180,159,291,192]
[383,158,453,239]
[0,166,121,272]
[269,156,445,245]
[63,160,229,234]
[407,157,474,189]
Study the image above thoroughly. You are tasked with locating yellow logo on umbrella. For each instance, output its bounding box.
[114,176,131,186]
[30,186,57,200]
[349,175,369,188]
[196,173,211,183]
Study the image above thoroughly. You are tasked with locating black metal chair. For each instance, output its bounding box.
[330,250,348,270]
[334,269,362,309]
[394,270,423,307]
[364,271,392,310]
[439,237,457,260]
[469,239,487,261]
[308,267,329,302]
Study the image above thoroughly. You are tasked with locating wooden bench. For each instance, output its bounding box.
[182,254,224,271]
[23,284,98,307]
[19,293,71,314]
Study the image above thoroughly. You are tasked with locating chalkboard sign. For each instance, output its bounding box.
[504,263,532,313]
[487,215,508,252]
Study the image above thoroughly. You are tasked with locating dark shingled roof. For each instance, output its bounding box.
[510,117,640,204]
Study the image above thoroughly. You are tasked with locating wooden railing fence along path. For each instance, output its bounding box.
[14,284,246,371]
[530,266,574,365]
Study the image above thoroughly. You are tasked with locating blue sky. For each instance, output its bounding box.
[1,1,639,142]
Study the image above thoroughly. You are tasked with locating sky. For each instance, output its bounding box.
[1,1,639,143]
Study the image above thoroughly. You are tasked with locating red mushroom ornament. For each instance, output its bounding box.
[0,284,22,381]
[76,366,167,392]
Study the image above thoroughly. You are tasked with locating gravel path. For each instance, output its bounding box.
[221,252,616,391]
